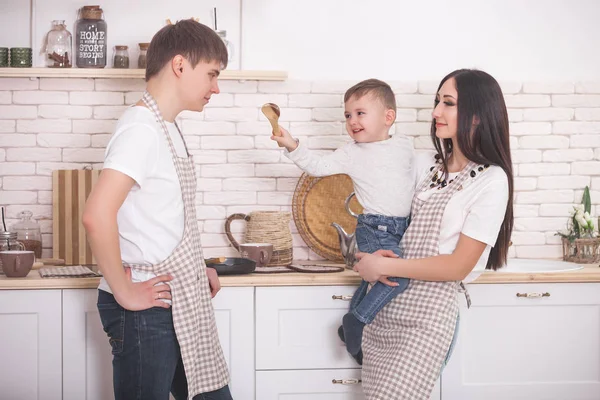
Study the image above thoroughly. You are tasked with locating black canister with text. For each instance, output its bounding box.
[75,5,107,68]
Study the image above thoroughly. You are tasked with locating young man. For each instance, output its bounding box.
[83,19,232,400]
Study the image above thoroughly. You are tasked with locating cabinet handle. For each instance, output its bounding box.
[516,292,550,298]
[332,379,361,385]
[332,295,353,301]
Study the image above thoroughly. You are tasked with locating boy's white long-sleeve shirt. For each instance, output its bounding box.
[285,134,416,217]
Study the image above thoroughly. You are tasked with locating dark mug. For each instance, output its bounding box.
[239,243,273,268]
[0,250,35,277]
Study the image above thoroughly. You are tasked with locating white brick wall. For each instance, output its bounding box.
[0,92,12,104]
[1,77,600,260]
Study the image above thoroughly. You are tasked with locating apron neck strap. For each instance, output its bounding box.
[141,91,189,157]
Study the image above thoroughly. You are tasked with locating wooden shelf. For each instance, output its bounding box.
[0,67,287,81]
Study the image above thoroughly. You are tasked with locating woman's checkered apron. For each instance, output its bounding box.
[361,159,482,400]
[125,92,229,398]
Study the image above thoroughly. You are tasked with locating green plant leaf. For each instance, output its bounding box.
[583,186,592,214]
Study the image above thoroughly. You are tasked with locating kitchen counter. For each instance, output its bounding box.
[472,264,600,284]
[1,262,600,290]
[0,265,361,290]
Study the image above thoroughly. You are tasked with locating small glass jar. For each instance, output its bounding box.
[113,45,129,68]
[10,47,32,68]
[46,20,72,68]
[11,211,42,258]
[215,30,234,62]
[138,42,149,69]
[0,231,26,273]
[0,47,8,68]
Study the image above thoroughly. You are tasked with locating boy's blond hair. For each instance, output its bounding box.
[344,79,397,111]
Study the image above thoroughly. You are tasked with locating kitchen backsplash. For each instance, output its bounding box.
[0,77,599,260]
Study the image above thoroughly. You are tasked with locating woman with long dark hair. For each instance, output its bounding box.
[353,69,514,399]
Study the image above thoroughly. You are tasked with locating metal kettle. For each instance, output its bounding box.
[331,192,359,268]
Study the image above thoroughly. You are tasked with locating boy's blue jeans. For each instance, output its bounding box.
[350,213,410,323]
[97,290,233,400]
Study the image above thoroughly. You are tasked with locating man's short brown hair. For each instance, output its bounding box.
[344,79,397,111]
[145,19,228,81]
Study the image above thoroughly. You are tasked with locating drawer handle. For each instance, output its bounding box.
[332,295,353,301]
[516,292,550,298]
[332,379,361,385]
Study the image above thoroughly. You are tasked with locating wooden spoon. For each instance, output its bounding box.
[261,103,283,147]
[205,257,227,264]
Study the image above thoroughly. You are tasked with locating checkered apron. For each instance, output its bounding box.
[125,92,229,398]
[361,158,482,400]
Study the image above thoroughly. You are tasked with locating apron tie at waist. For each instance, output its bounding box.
[458,281,471,308]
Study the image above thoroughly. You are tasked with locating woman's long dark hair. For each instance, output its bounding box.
[430,69,513,270]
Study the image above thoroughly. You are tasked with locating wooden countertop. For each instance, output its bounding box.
[0,266,362,290]
[1,263,600,290]
[472,264,600,284]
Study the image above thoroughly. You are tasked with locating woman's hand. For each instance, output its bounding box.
[353,250,400,286]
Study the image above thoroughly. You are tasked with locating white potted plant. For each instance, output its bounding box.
[556,186,600,263]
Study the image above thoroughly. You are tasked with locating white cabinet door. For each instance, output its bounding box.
[62,289,114,400]
[63,287,255,400]
[212,286,255,400]
[256,286,359,370]
[442,283,600,400]
[0,290,62,400]
[256,369,364,399]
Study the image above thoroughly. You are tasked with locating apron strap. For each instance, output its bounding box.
[458,281,471,308]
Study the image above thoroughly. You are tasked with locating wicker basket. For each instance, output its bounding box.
[561,237,600,264]
[225,211,293,266]
[292,173,363,261]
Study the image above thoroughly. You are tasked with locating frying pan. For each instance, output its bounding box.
[205,257,256,275]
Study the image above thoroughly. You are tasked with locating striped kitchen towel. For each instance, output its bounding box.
[39,266,101,278]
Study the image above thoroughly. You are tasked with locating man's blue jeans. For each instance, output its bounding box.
[97,290,232,400]
[350,213,410,323]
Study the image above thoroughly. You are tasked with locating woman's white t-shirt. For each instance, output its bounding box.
[97,106,188,295]
[413,153,510,283]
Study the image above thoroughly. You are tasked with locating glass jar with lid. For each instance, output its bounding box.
[215,30,234,62]
[113,45,129,68]
[138,42,149,69]
[0,231,26,273]
[75,5,107,68]
[10,211,42,258]
[45,20,72,68]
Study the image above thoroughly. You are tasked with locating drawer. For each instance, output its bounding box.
[256,285,358,370]
[256,369,441,400]
[256,369,363,399]
[466,283,600,307]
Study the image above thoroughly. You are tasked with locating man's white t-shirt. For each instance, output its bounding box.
[413,156,510,284]
[97,106,188,295]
